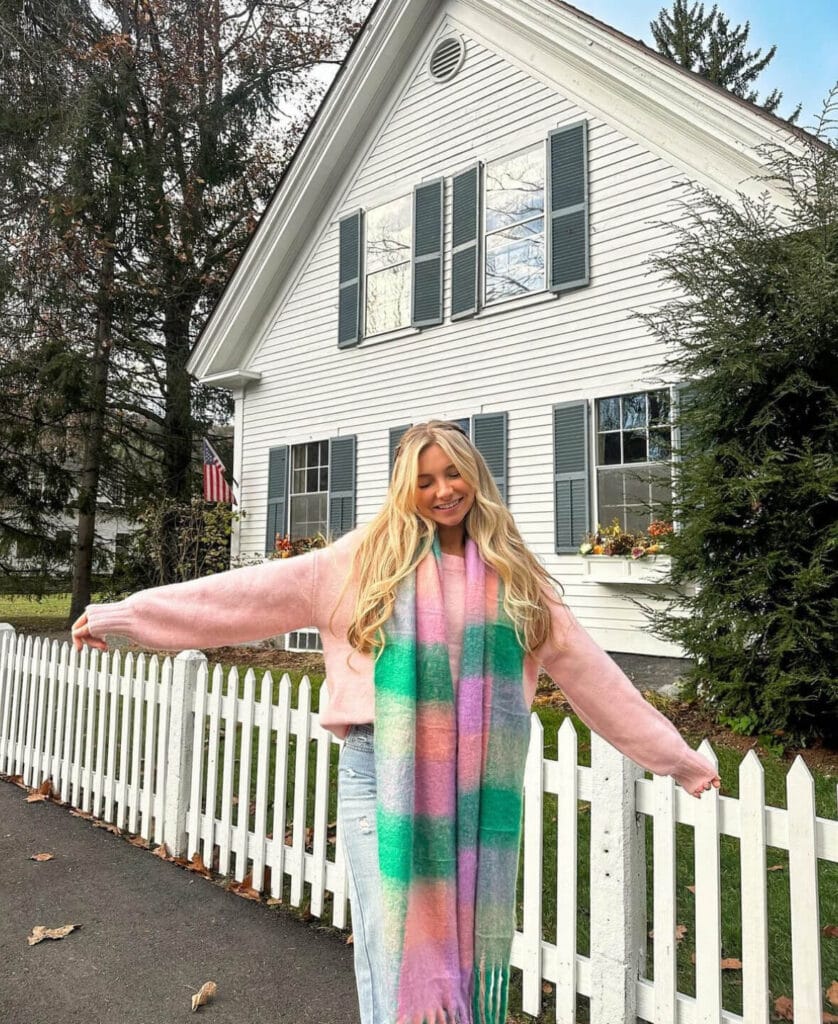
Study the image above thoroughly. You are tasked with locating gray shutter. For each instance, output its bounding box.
[451,164,481,319]
[553,402,590,553]
[389,425,410,476]
[547,121,589,292]
[338,212,363,348]
[412,180,443,327]
[328,435,356,538]
[265,446,289,554]
[473,412,508,502]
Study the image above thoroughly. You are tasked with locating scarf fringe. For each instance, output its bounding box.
[472,963,510,1024]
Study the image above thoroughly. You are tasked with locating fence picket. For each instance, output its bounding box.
[9,634,30,776]
[554,717,578,1024]
[739,751,769,1023]
[50,642,70,793]
[310,695,332,919]
[291,677,312,907]
[201,663,225,866]
[70,644,88,806]
[233,668,256,882]
[60,644,79,804]
[218,666,239,875]
[92,650,111,818]
[29,637,51,788]
[23,636,43,785]
[694,739,722,1024]
[0,629,19,771]
[250,670,274,892]
[269,674,293,901]
[38,640,61,790]
[186,659,210,862]
[522,714,544,1015]
[786,757,822,1022]
[139,655,157,841]
[81,647,100,813]
[103,650,122,822]
[152,656,169,847]
[652,772,678,1024]
[128,651,146,834]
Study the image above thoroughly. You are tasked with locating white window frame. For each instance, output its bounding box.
[289,440,329,541]
[363,194,413,338]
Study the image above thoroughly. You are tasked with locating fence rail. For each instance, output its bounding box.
[0,624,835,1024]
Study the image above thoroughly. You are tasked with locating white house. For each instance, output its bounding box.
[186,0,806,659]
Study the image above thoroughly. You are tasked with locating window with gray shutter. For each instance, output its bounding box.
[547,121,589,292]
[389,425,411,476]
[265,446,289,553]
[328,435,356,538]
[473,412,508,502]
[451,164,481,319]
[553,402,590,553]
[412,180,443,327]
[338,211,363,348]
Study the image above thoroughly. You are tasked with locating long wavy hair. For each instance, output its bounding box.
[343,420,563,657]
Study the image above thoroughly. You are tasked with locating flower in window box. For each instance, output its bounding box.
[631,546,646,559]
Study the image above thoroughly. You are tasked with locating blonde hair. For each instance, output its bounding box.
[343,420,563,657]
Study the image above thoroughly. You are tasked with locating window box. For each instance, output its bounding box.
[579,554,672,585]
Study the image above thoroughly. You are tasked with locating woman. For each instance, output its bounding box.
[73,420,720,1024]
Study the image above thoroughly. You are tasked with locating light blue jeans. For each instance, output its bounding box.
[338,725,387,1024]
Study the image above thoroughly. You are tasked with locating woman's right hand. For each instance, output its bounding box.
[71,612,109,653]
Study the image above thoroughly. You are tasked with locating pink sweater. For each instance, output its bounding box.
[85,528,716,793]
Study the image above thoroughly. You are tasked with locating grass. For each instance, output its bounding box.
[3,597,837,1019]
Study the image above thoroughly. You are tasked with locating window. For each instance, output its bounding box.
[287,629,324,653]
[365,195,412,336]
[484,145,545,304]
[289,441,329,540]
[595,389,673,533]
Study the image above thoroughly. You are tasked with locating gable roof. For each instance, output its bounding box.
[187,0,810,385]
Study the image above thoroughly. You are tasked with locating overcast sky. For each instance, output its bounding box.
[575,0,837,126]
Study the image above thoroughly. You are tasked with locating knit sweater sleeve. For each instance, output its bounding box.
[85,549,319,651]
[536,596,717,794]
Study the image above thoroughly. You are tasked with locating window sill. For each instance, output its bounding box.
[476,288,558,320]
[359,324,422,349]
[578,554,673,585]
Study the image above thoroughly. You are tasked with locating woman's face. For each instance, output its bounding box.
[414,443,476,530]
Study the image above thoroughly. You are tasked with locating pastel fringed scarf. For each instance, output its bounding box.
[374,535,531,1024]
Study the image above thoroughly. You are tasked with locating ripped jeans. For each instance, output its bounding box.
[338,724,387,1024]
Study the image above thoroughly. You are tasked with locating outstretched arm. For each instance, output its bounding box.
[72,548,319,653]
[536,597,720,799]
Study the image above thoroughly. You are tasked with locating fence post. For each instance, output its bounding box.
[588,733,646,1024]
[0,623,16,675]
[0,624,16,769]
[163,650,205,858]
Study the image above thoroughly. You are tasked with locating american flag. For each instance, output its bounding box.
[202,439,236,505]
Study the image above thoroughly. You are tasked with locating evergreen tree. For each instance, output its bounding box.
[650,1,801,122]
[640,93,838,746]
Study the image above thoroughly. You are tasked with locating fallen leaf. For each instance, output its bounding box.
[29,853,54,862]
[187,853,212,879]
[266,897,282,907]
[152,844,170,860]
[28,924,80,946]
[227,875,260,902]
[675,924,687,942]
[542,981,553,994]
[825,926,838,938]
[25,781,53,803]
[720,957,742,969]
[774,995,794,1020]
[345,933,354,945]
[8,774,27,789]
[69,808,93,820]
[92,820,120,835]
[827,981,838,1007]
[768,864,785,872]
[686,884,696,894]
[128,836,149,848]
[191,980,217,1012]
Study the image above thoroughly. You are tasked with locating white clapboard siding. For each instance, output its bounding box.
[227,26,708,656]
[1,630,837,1024]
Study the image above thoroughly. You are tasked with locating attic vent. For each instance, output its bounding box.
[428,36,465,82]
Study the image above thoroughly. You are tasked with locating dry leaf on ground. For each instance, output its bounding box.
[26,781,53,803]
[345,933,354,945]
[675,924,687,942]
[774,995,794,1020]
[28,924,80,946]
[825,926,838,938]
[686,884,696,893]
[29,853,54,862]
[720,957,742,969]
[226,875,260,902]
[92,820,121,836]
[187,853,212,879]
[191,980,217,1012]
[69,808,93,820]
[768,864,785,872]
[128,836,149,849]
[152,844,170,860]
[827,981,838,1007]
[542,982,553,994]
[266,898,282,907]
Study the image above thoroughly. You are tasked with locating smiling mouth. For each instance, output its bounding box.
[434,497,463,511]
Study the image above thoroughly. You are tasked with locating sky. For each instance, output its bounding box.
[575,0,837,127]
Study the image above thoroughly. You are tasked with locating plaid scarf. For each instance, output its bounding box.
[374,535,531,1024]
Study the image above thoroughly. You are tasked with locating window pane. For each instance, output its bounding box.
[485,221,544,303]
[650,464,673,509]
[292,446,306,471]
[624,430,647,463]
[649,389,670,424]
[622,393,647,429]
[307,467,319,492]
[366,195,411,273]
[597,397,620,432]
[598,432,622,465]
[598,468,625,510]
[648,428,672,461]
[485,146,544,233]
[319,466,328,491]
[319,440,329,464]
[292,468,305,494]
[365,263,411,335]
[306,441,319,466]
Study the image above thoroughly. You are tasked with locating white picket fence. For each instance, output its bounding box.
[0,624,835,1024]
